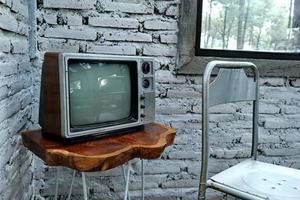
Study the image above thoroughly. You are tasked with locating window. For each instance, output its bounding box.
[196,0,300,59]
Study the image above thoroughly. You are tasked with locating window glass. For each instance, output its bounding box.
[200,0,300,53]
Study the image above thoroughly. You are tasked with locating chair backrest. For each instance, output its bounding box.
[209,68,257,106]
[200,61,259,192]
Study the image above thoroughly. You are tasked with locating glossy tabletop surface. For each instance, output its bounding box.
[21,123,176,172]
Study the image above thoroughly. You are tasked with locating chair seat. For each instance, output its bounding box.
[207,159,300,200]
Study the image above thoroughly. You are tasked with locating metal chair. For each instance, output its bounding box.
[198,61,300,200]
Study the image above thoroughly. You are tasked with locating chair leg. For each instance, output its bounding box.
[54,167,60,200]
[141,159,144,200]
[123,161,133,200]
[198,182,207,200]
[81,172,88,200]
[67,170,76,200]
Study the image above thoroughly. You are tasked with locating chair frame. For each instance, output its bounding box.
[198,61,260,200]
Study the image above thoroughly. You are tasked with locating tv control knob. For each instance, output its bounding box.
[141,95,145,100]
[142,62,151,74]
[141,114,146,118]
[142,79,150,88]
[141,105,145,109]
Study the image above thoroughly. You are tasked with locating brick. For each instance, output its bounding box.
[261,147,300,156]
[162,179,198,188]
[44,27,97,40]
[11,0,28,18]
[0,62,18,77]
[11,39,28,54]
[0,86,8,101]
[144,160,182,174]
[154,1,173,14]
[260,78,285,86]
[0,38,11,52]
[264,117,300,129]
[0,99,21,122]
[209,103,237,114]
[0,13,18,33]
[166,5,179,16]
[143,44,177,56]
[89,17,139,29]
[144,19,177,30]
[156,105,188,115]
[38,38,80,52]
[43,0,95,9]
[17,21,28,36]
[168,149,200,160]
[87,44,136,55]
[67,15,82,26]
[155,70,185,84]
[211,147,251,159]
[100,0,153,14]
[167,89,201,98]
[104,31,152,42]
[43,13,57,25]
[160,34,178,44]
[291,78,300,87]
[282,105,300,114]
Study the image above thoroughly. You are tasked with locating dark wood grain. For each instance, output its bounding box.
[21,123,176,172]
[40,52,62,136]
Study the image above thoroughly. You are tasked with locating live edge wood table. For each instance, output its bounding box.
[21,123,176,200]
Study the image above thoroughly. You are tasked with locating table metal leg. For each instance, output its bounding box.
[141,159,144,200]
[54,167,60,200]
[122,166,131,200]
[81,172,88,200]
[123,161,133,200]
[67,170,76,200]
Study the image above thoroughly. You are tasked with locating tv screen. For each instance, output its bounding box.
[68,60,132,127]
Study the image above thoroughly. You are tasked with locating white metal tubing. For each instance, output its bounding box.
[81,172,88,200]
[54,167,60,200]
[198,61,259,200]
[207,180,266,200]
[67,170,76,200]
[122,166,131,200]
[123,162,132,200]
[141,159,144,200]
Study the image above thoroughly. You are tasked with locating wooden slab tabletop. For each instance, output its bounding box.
[21,123,176,172]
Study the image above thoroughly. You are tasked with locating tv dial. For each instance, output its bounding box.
[142,79,150,88]
[142,62,151,74]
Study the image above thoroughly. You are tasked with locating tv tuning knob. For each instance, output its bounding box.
[140,114,146,118]
[141,95,145,100]
[142,62,151,74]
[141,105,145,109]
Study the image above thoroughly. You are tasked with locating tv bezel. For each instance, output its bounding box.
[59,53,151,138]
[67,59,139,132]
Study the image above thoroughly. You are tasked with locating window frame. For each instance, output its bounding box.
[195,0,300,60]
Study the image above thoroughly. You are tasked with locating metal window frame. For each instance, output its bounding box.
[195,0,300,60]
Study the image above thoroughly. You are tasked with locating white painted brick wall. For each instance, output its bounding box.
[0,1,34,199]
[29,0,300,200]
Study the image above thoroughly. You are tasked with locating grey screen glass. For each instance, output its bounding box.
[68,60,132,127]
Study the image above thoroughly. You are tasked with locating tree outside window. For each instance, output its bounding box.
[198,0,300,54]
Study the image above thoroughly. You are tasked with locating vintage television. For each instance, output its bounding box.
[39,52,155,139]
